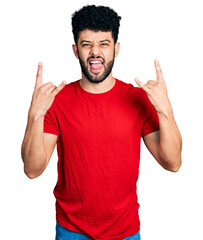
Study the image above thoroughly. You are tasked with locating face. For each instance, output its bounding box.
[73,30,120,84]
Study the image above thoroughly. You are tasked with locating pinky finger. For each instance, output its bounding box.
[135,78,149,93]
[52,81,66,96]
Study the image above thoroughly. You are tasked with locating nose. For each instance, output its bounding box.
[89,45,101,56]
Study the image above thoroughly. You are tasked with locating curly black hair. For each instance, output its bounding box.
[71,5,121,44]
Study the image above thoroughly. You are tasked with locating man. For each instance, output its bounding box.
[21,5,182,240]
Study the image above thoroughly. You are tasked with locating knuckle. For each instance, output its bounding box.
[40,85,47,93]
[149,80,155,84]
[39,86,45,92]
[46,82,53,87]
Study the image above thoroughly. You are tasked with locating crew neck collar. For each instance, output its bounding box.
[77,78,118,96]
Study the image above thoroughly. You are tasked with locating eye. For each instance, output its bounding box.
[101,43,108,46]
[82,44,91,47]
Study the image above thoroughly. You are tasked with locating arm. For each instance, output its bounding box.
[143,106,182,172]
[21,62,66,179]
[135,59,182,172]
[21,112,57,179]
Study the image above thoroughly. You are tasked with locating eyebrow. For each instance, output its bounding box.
[100,39,111,43]
[80,40,91,45]
[80,39,111,45]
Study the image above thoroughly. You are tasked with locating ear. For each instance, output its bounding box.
[72,44,79,59]
[115,42,120,58]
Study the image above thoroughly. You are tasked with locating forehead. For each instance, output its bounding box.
[78,29,113,42]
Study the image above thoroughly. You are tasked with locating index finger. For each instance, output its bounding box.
[34,62,43,90]
[154,59,164,82]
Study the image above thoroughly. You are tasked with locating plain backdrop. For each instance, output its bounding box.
[0,0,202,239]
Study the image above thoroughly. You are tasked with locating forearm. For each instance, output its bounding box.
[158,104,182,172]
[21,109,47,179]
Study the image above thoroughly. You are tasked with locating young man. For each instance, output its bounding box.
[21,5,182,240]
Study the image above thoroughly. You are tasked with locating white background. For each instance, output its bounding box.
[0,0,202,239]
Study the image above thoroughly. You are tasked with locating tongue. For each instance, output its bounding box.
[90,63,102,70]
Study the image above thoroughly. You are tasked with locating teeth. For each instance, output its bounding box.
[90,61,102,64]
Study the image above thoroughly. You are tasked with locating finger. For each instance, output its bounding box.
[52,81,67,96]
[145,83,154,89]
[147,80,157,85]
[35,62,43,90]
[42,82,54,89]
[46,85,57,94]
[135,78,150,93]
[154,59,164,82]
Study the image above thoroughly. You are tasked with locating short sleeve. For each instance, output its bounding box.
[141,91,160,137]
[43,102,59,136]
[141,108,159,137]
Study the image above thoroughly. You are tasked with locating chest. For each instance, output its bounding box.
[57,96,142,143]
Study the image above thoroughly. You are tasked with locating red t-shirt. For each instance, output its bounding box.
[44,79,159,240]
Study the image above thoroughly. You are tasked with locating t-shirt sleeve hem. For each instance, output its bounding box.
[43,128,58,136]
[141,127,160,138]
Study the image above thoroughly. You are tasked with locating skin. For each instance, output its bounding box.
[72,30,120,93]
[21,63,65,178]
[135,60,182,171]
[21,29,182,179]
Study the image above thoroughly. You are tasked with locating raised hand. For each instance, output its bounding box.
[29,62,66,119]
[135,59,171,116]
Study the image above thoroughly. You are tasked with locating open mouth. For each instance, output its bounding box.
[89,59,103,72]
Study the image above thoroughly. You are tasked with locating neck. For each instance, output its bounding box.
[80,73,115,93]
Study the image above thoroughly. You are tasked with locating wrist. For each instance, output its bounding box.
[157,102,173,119]
[28,107,45,122]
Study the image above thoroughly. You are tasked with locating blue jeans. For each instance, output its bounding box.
[56,222,141,240]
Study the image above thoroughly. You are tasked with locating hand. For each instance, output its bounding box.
[135,59,171,117]
[29,62,66,119]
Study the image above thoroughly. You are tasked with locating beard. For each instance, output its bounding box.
[77,50,115,84]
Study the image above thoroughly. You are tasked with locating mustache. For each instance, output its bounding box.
[87,56,105,62]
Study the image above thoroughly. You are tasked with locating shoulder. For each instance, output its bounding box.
[51,80,78,109]
[117,79,155,117]
[116,78,148,102]
[59,80,76,94]
[54,80,77,99]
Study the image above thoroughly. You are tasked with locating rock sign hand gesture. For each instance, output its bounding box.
[29,62,66,119]
[135,59,171,117]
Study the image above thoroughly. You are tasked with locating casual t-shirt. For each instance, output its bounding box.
[43,78,159,240]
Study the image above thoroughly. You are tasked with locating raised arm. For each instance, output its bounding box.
[135,59,182,172]
[21,62,66,179]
